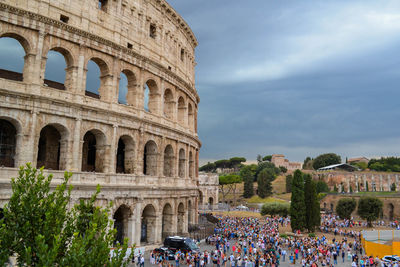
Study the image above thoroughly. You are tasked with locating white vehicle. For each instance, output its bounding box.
[382,255,400,266]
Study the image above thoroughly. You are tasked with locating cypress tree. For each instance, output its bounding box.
[257,169,273,198]
[290,170,306,232]
[241,166,254,198]
[304,174,321,232]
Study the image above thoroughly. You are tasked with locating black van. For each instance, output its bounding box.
[163,236,199,253]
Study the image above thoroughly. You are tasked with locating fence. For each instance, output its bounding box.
[361,230,400,258]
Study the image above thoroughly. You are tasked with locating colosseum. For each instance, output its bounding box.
[0,0,216,247]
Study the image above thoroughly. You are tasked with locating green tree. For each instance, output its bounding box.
[219,174,242,205]
[285,174,293,193]
[391,183,396,192]
[333,184,338,192]
[257,169,273,198]
[241,166,254,198]
[315,180,329,193]
[262,155,272,162]
[366,182,369,192]
[279,166,288,173]
[0,164,131,266]
[304,174,320,232]
[335,198,356,220]
[303,157,314,170]
[215,159,230,169]
[357,197,383,227]
[199,162,216,172]
[257,154,263,163]
[312,153,342,170]
[229,157,246,170]
[256,161,280,177]
[260,202,290,217]
[290,170,306,232]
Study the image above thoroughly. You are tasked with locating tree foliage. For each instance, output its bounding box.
[312,153,341,170]
[199,162,216,172]
[357,197,383,227]
[199,157,246,172]
[262,155,272,162]
[368,157,400,172]
[257,169,273,198]
[0,163,131,266]
[285,174,293,193]
[290,170,306,232]
[303,157,314,170]
[241,166,254,198]
[219,174,242,206]
[316,180,330,193]
[304,174,320,232]
[256,162,280,178]
[260,202,290,217]
[336,198,356,220]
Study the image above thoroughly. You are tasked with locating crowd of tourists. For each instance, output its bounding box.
[146,215,398,267]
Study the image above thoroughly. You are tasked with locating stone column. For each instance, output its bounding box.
[380,175,383,191]
[28,110,38,166]
[363,175,367,191]
[76,45,87,95]
[347,178,350,193]
[355,175,359,193]
[127,215,135,246]
[71,118,82,172]
[154,211,163,244]
[396,175,399,191]
[388,175,392,191]
[109,125,118,174]
[134,202,142,246]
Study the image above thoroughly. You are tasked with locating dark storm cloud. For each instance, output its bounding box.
[168,0,400,163]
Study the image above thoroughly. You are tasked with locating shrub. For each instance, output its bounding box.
[260,202,290,217]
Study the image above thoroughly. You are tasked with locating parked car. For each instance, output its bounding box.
[382,255,400,266]
[163,236,199,253]
[153,247,175,260]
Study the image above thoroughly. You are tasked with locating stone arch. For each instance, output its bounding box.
[178,148,186,178]
[177,202,185,234]
[189,151,194,178]
[163,144,174,177]
[163,88,174,119]
[0,34,29,82]
[0,119,18,167]
[143,140,158,176]
[116,135,135,174]
[113,205,132,245]
[162,203,174,239]
[144,79,159,113]
[119,69,137,105]
[85,57,110,99]
[177,96,186,125]
[36,124,69,170]
[81,129,107,172]
[141,204,156,244]
[43,47,74,91]
[209,197,214,210]
[188,103,194,131]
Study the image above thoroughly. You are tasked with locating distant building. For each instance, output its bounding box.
[271,154,302,171]
[348,157,369,164]
[317,163,359,172]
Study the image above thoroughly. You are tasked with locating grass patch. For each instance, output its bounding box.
[246,196,287,204]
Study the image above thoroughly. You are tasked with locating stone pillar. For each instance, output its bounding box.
[29,111,38,165]
[380,175,383,191]
[154,211,163,244]
[134,202,142,246]
[355,175,359,193]
[76,45,87,95]
[127,215,135,246]
[396,175,399,192]
[71,118,82,172]
[347,178,350,193]
[109,125,118,174]
[363,175,367,191]
[388,175,392,191]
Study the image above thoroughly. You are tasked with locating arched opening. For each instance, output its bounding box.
[162,203,174,239]
[389,203,394,220]
[163,145,174,177]
[81,130,106,172]
[189,151,194,178]
[144,79,158,113]
[143,140,158,176]
[188,103,194,131]
[141,204,156,244]
[188,200,193,225]
[177,97,186,125]
[116,135,135,174]
[330,203,334,212]
[209,197,214,210]
[113,205,131,245]
[177,203,185,234]
[178,149,186,178]
[119,70,137,106]
[37,125,66,170]
[44,49,70,90]
[0,36,26,81]
[118,72,128,104]
[85,58,109,99]
[163,89,174,119]
[0,119,17,167]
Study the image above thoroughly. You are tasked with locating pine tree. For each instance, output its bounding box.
[290,170,306,232]
[241,166,254,198]
[304,174,320,232]
[257,169,273,198]
[285,174,293,193]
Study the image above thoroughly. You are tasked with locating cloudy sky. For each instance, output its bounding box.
[1,0,400,165]
[167,0,400,165]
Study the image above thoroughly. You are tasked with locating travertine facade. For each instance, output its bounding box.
[0,0,201,247]
[198,172,219,210]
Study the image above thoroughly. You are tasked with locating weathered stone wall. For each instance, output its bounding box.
[198,172,219,209]
[0,0,201,247]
